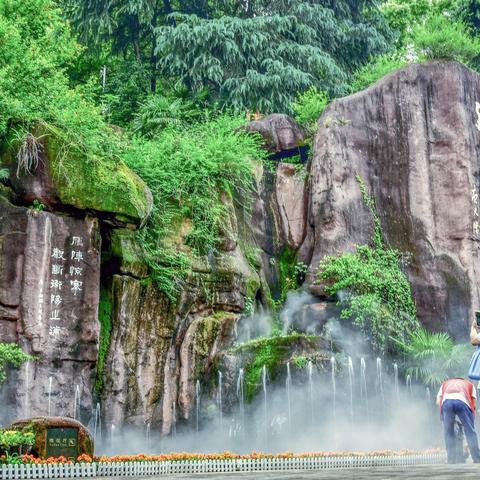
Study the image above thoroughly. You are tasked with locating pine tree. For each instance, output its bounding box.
[64,0,394,112]
[155,1,394,112]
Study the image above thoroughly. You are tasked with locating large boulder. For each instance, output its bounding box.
[9,417,93,458]
[244,114,306,153]
[302,61,480,340]
[1,127,152,225]
[0,197,100,424]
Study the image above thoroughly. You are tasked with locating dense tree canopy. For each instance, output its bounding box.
[63,0,394,113]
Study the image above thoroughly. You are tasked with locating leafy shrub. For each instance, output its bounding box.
[291,87,329,134]
[0,430,34,451]
[317,177,418,353]
[411,13,480,64]
[349,53,408,94]
[0,0,137,198]
[396,328,472,386]
[0,343,34,384]
[131,86,209,137]
[123,115,265,298]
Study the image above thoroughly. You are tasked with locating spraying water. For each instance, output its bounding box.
[347,356,354,426]
[145,422,151,449]
[73,384,80,421]
[172,401,177,438]
[406,374,413,398]
[262,365,268,445]
[286,362,292,432]
[93,403,101,442]
[308,360,314,425]
[330,356,336,434]
[24,361,30,418]
[376,358,385,416]
[217,371,223,427]
[236,368,245,433]
[360,357,369,422]
[195,380,201,434]
[110,424,115,449]
[47,376,53,417]
[282,309,291,335]
[393,362,400,404]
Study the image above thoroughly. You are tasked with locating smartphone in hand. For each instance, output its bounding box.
[476,311,480,328]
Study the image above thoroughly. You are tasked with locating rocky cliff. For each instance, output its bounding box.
[1,61,480,434]
[302,61,480,341]
[0,114,307,431]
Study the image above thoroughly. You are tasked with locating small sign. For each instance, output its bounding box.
[46,428,79,459]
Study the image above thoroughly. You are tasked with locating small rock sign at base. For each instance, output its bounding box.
[8,417,93,459]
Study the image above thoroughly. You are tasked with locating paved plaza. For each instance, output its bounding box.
[92,464,480,480]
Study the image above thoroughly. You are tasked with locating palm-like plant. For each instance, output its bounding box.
[398,328,473,387]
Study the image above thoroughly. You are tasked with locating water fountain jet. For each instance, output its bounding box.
[236,368,245,433]
[286,362,292,432]
[195,380,201,434]
[308,360,314,425]
[217,371,223,427]
[47,376,53,417]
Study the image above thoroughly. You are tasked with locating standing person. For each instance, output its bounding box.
[437,378,480,463]
[470,317,480,345]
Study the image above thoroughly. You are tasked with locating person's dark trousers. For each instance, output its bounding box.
[442,399,480,463]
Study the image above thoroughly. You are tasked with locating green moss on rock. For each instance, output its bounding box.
[231,333,318,401]
[95,287,112,395]
[1,125,152,224]
[46,132,152,223]
[110,229,148,278]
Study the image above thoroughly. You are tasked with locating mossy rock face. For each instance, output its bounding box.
[1,126,152,225]
[110,229,148,278]
[9,417,94,458]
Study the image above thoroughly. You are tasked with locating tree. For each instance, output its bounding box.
[155,1,394,112]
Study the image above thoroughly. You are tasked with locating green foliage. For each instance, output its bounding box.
[155,1,393,112]
[292,87,329,135]
[123,115,265,298]
[0,430,34,451]
[30,200,46,211]
[292,355,308,369]
[131,86,209,137]
[381,0,457,47]
[244,245,262,271]
[411,13,480,64]
[95,287,112,394]
[349,53,408,93]
[0,343,33,384]
[317,177,418,353]
[278,249,296,302]
[396,328,472,386]
[0,0,151,222]
[0,167,8,181]
[233,333,316,401]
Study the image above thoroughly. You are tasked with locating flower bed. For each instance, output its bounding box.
[0,449,444,465]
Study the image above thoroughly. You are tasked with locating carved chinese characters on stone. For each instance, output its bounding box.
[20,210,100,358]
[47,236,87,334]
[0,202,101,422]
[472,187,479,240]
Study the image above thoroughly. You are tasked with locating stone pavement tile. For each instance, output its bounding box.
[93,465,480,480]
